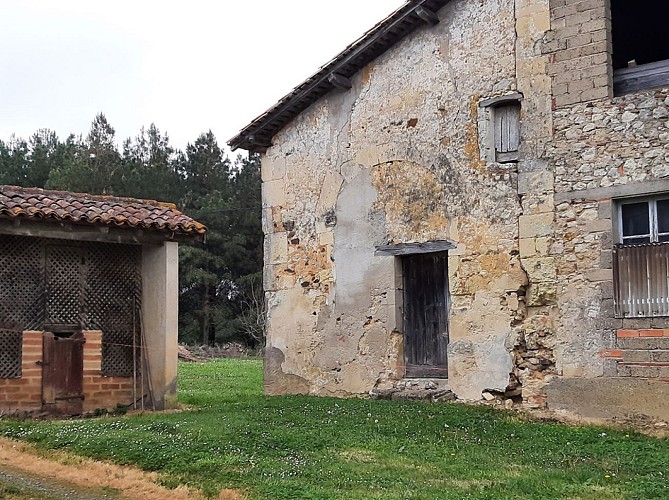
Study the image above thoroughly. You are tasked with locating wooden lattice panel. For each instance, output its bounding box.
[0,236,45,330]
[87,243,141,377]
[0,236,142,378]
[46,245,83,326]
[0,329,22,379]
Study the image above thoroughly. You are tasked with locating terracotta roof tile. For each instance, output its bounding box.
[0,185,206,237]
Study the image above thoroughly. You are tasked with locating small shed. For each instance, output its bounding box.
[0,185,205,415]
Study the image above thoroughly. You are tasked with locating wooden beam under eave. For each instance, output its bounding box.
[375,240,456,256]
[328,72,352,90]
[0,218,201,245]
[415,6,439,25]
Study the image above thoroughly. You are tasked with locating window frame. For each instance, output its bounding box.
[613,194,669,318]
[616,196,669,245]
[477,92,523,165]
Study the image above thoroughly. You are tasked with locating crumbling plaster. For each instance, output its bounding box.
[256,0,669,418]
[261,0,548,400]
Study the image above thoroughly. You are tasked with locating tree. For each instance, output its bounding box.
[1,117,264,347]
[121,124,179,201]
[47,113,123,194]
[0,135,29,186]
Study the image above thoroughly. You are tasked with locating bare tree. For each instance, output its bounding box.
[238,275,266,348]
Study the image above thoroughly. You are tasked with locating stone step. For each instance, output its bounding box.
[369,388,456,402]
[616,363,669,378]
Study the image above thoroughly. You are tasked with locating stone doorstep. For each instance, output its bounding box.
[394,378,450,390]
[369,388,457,402]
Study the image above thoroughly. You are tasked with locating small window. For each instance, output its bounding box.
[478,93,522,164]
[493,102,520,163]
[613,195,669,317]
[618,197,669,245]
[612,1,669,95]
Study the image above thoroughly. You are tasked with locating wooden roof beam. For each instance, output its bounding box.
[415,6,440,25]
[328,72,352,90]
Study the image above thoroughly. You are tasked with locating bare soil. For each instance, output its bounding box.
[0,438,243,499]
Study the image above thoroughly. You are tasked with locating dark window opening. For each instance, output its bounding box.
[619,197,669,245]
[612,1,669,94]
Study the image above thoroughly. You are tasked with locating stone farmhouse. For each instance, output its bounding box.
[0,186,205,415]
[229,0,669,420]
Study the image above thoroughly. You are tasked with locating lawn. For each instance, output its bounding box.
[0,359,667,499]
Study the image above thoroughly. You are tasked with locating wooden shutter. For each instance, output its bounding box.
[613,243,669,317]
[494,102,520,162]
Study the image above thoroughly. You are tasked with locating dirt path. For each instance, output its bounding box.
[0,438,243,499]
[0,466,117,499]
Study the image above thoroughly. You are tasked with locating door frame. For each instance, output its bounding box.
[42,330,85,415]
[402,251,450,378]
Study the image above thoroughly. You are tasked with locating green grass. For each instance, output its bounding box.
[0,359,667,499]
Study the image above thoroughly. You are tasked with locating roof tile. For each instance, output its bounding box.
[0,185,206,237]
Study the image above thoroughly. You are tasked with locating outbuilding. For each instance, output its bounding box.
[0,185,205,415]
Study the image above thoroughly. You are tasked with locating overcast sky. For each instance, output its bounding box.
[0,1,405,152]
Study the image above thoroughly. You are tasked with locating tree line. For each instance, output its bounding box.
[0,114,264,347]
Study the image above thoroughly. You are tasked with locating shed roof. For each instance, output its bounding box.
[227,0,450,152]
[0,185,206,237]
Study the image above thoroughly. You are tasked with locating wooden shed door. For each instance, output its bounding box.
[42,331,84,415]
[43,244,85,415]
[403,253,449,378]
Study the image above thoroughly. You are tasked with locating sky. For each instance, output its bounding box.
[0,1,405,152]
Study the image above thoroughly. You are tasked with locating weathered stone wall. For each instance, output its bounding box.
[262,0,530,399]
[543,0,611,107]
[259,0,669,418]
[544,87,669,416]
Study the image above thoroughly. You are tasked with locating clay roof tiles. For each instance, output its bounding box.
[0,185,206,237]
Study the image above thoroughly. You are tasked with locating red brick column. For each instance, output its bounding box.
[82,330,103,412]
[0,331,43,414]
[82,330,137,413]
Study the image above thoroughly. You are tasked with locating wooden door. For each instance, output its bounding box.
[403,252,449,378]
[42,331,84,415]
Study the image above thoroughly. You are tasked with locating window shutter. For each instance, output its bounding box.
[494,102,520,162]
[613,243,669,317]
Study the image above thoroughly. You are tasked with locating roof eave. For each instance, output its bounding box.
[228,0,450,153]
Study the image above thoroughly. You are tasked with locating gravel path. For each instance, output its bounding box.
[0,466,117,499]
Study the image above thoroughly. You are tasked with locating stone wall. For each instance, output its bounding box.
[543,0,611,107]
[542,87,669,415]
[259,0,669,419]
[262,0,542,400]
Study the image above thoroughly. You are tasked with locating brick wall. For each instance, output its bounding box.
[600,329,669,381]
[0,331,43,414]
[0,331,141,415]
[544,0,612,107]
[82,331,139,412]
